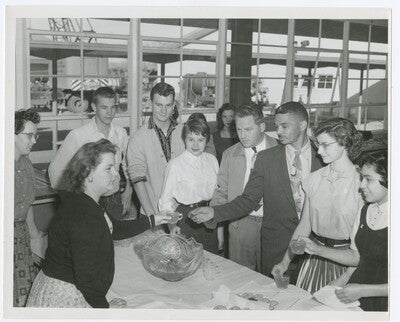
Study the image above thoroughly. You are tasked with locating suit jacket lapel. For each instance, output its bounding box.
[277,145,297,212]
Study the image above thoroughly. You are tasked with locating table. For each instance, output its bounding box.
[107,232,360,311]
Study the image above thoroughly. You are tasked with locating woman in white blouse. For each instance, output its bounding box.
[159,118,220,254]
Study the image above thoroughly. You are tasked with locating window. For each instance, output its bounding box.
[318,75,333,89]
[294,74,299,87]
[140,19,219,112]
[26,18,130,163]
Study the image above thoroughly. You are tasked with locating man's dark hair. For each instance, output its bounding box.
[275,101,309,125]
[235,104,264,125]
[150,82,176,102]
[92,87,117,106]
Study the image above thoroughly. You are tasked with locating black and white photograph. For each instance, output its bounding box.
[1,2,398,321]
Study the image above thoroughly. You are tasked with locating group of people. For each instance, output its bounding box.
[190,102,388,311]
[14,82,388,311]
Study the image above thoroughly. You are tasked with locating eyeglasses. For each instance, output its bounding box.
[313,141,337,149]
[20,132,39,141]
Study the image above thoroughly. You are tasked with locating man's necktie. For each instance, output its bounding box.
[250,146,263,210]
[292,150,302,176]
[292,150,303,213]
[251,146,257,168]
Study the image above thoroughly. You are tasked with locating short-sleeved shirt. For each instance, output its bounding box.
[303,164,363,240]
[48,118,128,190]
[15,156,36,222]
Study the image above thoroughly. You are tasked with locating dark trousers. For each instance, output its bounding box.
[176,204,219,255]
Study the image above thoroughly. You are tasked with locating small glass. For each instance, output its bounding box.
[274,273,290,289]
[290,239,306,255]
[202,257,220,281]
[166,211,183,225]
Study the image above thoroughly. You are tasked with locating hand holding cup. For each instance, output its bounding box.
[273,270,290,289]
[166,211,183,225]
[290,238,306,255]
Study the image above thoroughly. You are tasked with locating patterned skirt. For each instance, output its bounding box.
[296,234,350,294]
[14,221,39,307]
[26,270,91,308]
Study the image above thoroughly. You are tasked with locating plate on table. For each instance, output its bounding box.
[313,285,360,309]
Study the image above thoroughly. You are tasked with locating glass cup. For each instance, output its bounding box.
[290,239,306,255]
[202,258,220,281]
[274,273,290,289]
[167,211,183,225]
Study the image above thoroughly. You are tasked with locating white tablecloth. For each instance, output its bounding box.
[107,232,360,311]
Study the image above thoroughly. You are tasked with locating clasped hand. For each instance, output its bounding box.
[188,206,214,224]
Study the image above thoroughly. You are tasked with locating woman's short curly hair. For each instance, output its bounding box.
[64,139,117,193]
[312,117,364,161]
[216,103,236,132]
[357,153,388,188]
[15,109,41,134]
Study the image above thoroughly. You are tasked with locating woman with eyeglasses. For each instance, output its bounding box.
[272,118,364,294]
[14,109,44,307]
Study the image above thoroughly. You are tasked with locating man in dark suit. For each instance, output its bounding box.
[190,101,324,282]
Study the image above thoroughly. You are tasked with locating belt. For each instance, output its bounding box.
[179,200,210,208]
[311,232,350,248]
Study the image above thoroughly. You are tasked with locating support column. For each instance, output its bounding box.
[282,19,295,104]
[383,55,388,131]
[357,69,364,127]
[16,18,29,109]
[160,62,165,80]
[307,67,312,100]
[51,54,58,101]
[339,21,350,118]
[128,19,141,132]
[229,19,253,107]
[215,19,227,110]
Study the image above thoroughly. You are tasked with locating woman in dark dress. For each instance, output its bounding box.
[300,154,388,311]
[212,103,239,164]
[26,139,172,308]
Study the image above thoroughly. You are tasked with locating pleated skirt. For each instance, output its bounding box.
[296,254,348,294]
